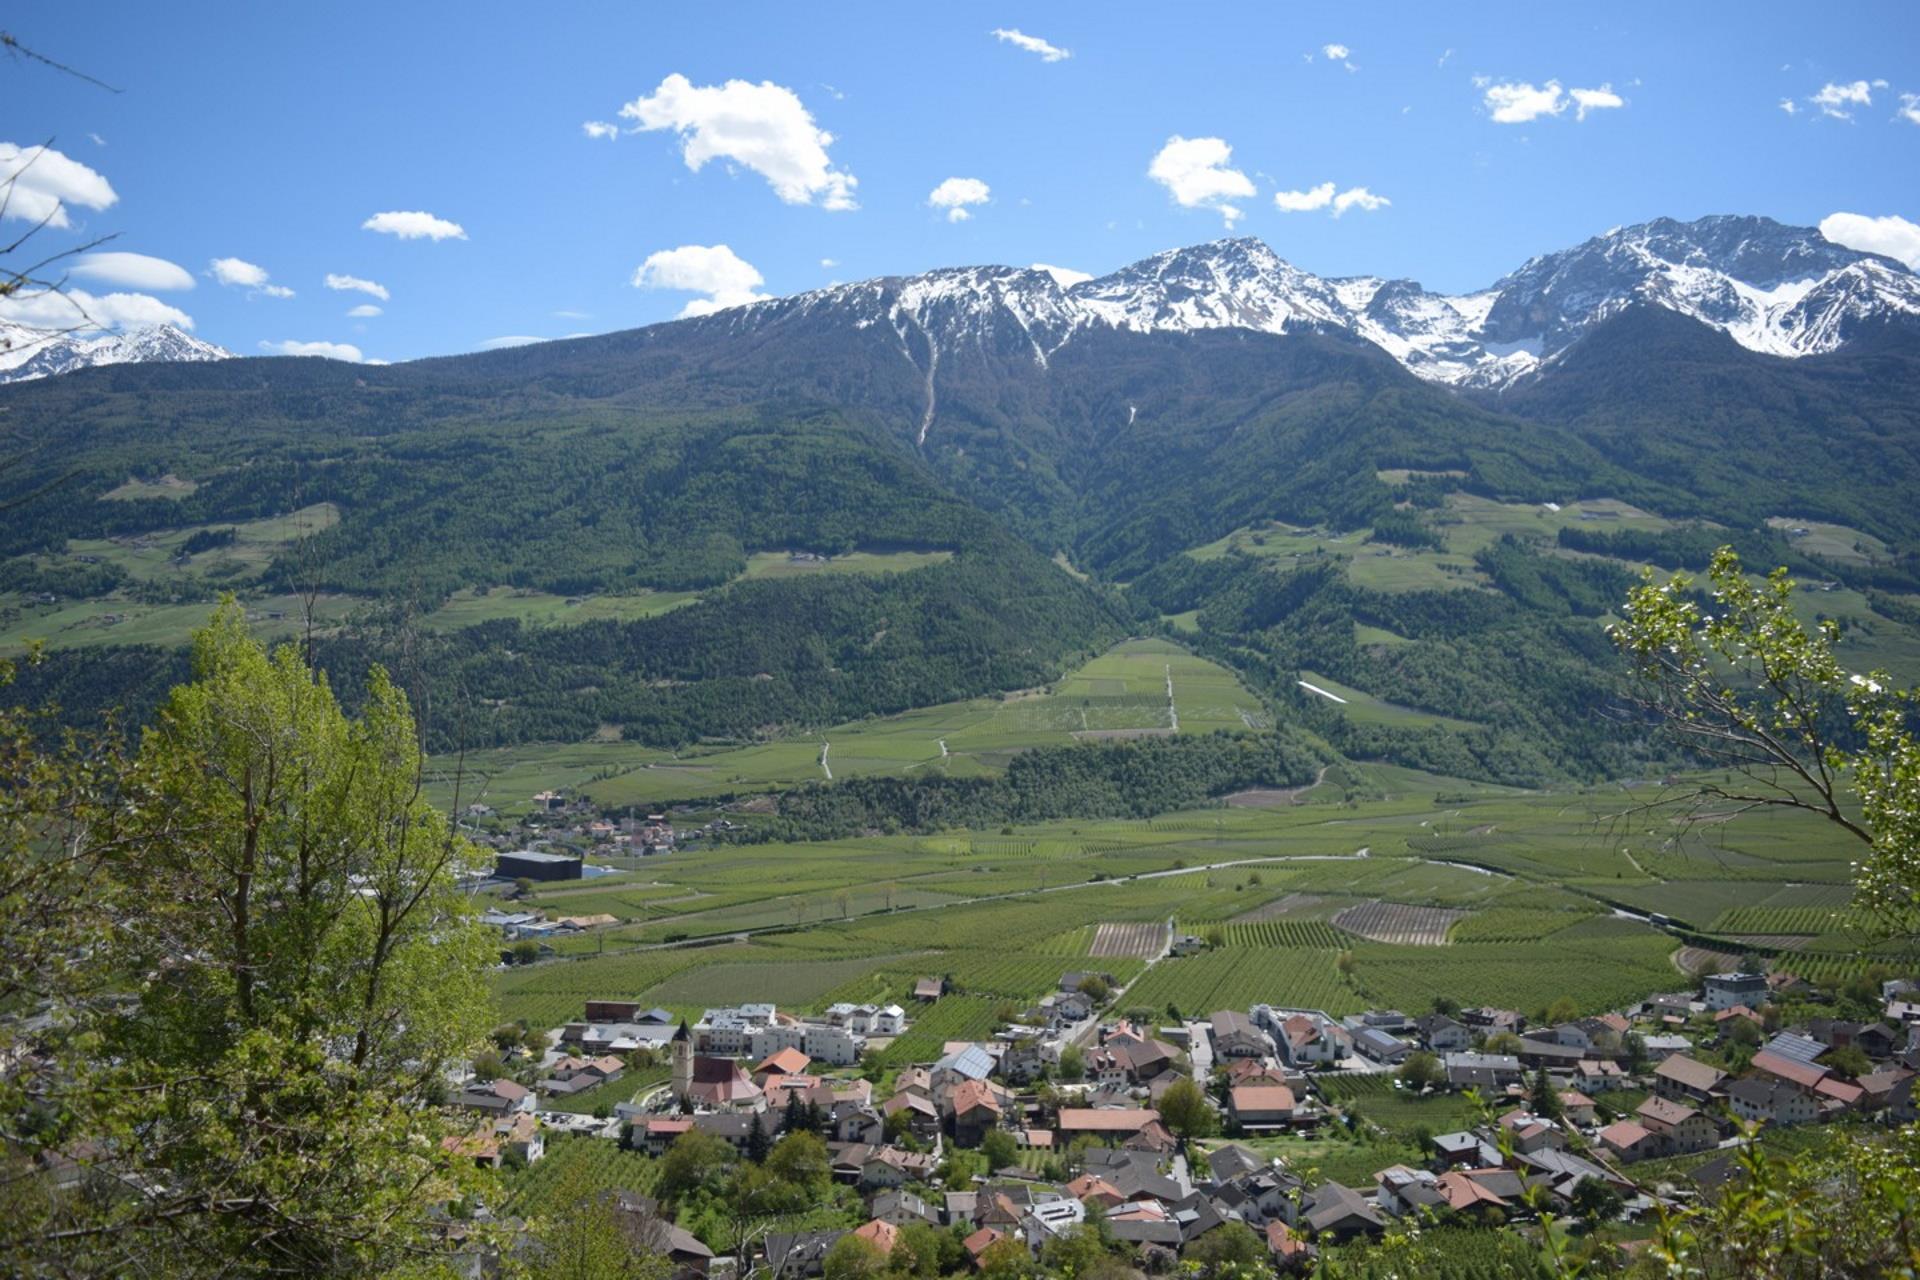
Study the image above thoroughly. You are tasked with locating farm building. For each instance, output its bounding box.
[494,849,582,881]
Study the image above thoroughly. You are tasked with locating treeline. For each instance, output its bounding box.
[730,730,1327,841]
[1475,535,1637,616]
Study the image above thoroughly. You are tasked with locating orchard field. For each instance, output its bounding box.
[485,756,1908,1039]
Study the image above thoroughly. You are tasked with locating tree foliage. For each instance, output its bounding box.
[1613,548,1920,935]
[1,603,498,1277]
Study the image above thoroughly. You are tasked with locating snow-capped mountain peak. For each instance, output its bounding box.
[0,322,230,384]
[716,215,1920,389]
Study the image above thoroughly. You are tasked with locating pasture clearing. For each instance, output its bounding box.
[1766,516,1890,567]
[1181,520,1488,594]
[741,548,955,579]
[99,473,199,501]
[420,587,700,631]
[0,591,361,656]
[1332,900,1469,946]
[1296,670,1480,732]
[1435,494,1675,558]
[56,502,341,588]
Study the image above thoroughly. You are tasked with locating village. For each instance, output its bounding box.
[443,956,1920,1276]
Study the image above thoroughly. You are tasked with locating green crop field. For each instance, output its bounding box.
[504,1138,660,1215]
[637,954,923,1011]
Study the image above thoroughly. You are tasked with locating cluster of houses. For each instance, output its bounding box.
[465,790,696,859]
[444,960,1920,1276]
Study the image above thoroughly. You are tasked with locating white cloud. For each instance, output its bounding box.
[1273,182,1388,216]
[1032,263,1092,287]
[1438,49,1454,68]
[208,257,268,288]
[928,176,991,222]
[1899,93,1920,126]
[633,243,771,317]
[207,257,294,298]
[819,258,838,268]
[1779,98,1799,116]
[362,210,466,240]
[1148,135,1256,227]
[1570,84,1624,120]
[259,339,364,361]
[619,73,857,210]
[325,272,390,301]
[0,286,193,333]
[72,252,195,292]
[1332,186,1390,216]
[478,335,549,350]
[1819,212,1920,270]
[1320,43,1356,70]
[582,120,620,140]
[0,143,116,227]
[991,28,1070,62]
[1273,182,1335,212]
[88,132,106,147]
[1481,79,1622,124]
[346,304,382,318]
[1482,80,1566,123]
[1809,80,1875,120]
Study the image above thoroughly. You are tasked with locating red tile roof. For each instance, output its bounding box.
[1229,1085,1296,1115]
[1598,1120,1657,1150]
[853,1220,899,1254]
[951,1079,1003,1116]
[757,1047,812,1076]
[1751,1051,1828,1091]
[1057,1108,1160,1132]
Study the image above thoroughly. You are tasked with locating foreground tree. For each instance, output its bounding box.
[1613,551,1920,1277]
[3,605,497,1277]
[1612,548,1919,936]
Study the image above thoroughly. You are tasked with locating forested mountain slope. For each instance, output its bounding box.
[4,224,1919,789]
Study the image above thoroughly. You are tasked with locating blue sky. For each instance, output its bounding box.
[5,2,1917,363]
